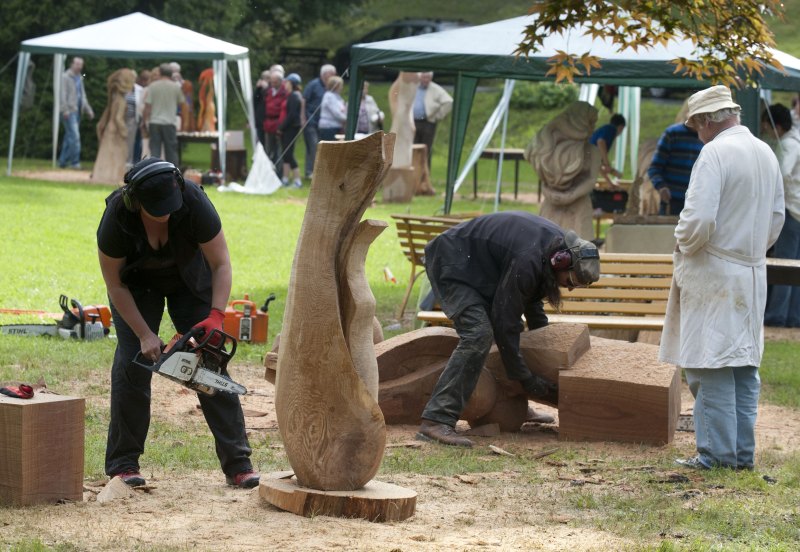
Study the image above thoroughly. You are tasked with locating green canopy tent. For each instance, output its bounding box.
[7,12,257,179]
[345,15,800,213]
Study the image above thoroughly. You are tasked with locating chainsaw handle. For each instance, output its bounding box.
[261,293,277,312]
[132,328,202,371]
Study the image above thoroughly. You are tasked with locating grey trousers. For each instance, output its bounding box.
[148,123,178,166]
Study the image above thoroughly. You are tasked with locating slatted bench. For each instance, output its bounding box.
[391,213,479,318]
[417,253,673,331]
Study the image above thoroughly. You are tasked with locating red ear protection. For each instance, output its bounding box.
[550,250,573,271]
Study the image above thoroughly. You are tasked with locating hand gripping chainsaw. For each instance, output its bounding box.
[132,328,247,396]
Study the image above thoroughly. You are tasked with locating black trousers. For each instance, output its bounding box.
[421,303,494,427]
[281,127,300,170]
[105,284,253,477]
[265,132,283,178]
[659,197,685,216]
[414,119,437,169]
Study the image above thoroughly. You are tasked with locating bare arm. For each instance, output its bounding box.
[199,230,232,312]
[142,103,152,128]
[98,250,163,360]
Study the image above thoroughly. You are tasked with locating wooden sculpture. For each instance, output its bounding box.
[196,69,216,132]
[92,68,135,183]
[382,72,419,203]
[525,101,601,240]
[262,132,416,522]
[180,79,195,132]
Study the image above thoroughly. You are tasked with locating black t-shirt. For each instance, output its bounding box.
[97,182,222,301]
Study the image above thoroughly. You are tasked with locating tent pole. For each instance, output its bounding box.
[345,63,363,140]
[237,57,258,155]
[7,51,30,176]
[494,80,513,212]
[213,60,227,182]
[737,85,761,137]
[444,73,478,214]
[52,53,66,167]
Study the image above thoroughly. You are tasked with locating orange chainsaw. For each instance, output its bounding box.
[0,295,112,340]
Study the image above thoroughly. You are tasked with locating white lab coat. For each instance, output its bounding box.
[659,126,785,369]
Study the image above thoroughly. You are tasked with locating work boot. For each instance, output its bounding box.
[226,470,261,489]
[114,470,146,487]
[526,406,555,424]
[416,420,474,448]
[521,375,559,405]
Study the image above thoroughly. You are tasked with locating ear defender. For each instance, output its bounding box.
[550,249,574,272]
[120,160,183,212]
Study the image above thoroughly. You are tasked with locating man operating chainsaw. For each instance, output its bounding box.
[417,211,601,447]
[97,157,259,488]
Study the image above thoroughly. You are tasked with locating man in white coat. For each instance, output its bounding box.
[660,86,785,471]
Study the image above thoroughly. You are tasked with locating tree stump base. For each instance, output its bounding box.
[260,471,417,522]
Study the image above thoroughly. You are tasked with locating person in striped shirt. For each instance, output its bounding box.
[648,122,704,215]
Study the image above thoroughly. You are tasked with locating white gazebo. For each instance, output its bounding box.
[6,12,257,178]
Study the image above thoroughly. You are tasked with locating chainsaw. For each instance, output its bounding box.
[132,327,247,396]
[0,295,111,340]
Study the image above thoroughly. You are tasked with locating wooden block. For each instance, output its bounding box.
[558,337,681,445]
[484,323,590,385]
[0,393,85,506]
[260,471,416,522]
[376,326,497,424]
[382,166,416,203]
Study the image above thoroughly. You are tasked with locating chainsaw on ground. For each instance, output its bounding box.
[132,327,247,396]
[0,295,111,340]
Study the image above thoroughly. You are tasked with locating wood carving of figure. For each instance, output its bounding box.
[180,79,195,132]
[525,101,600,240]
[388,72,420,168]
[93,68,136,183]
[196,69,216,132]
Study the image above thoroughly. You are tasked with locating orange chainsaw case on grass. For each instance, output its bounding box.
[223,296,268,344]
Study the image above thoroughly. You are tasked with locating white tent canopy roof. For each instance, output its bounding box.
[20,12,249,60]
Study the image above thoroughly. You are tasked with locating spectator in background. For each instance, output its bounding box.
[413,72,453,169]
[590,113,626,185]
[253,70,271,149]
[318,76,347,141]
[648,120,704,216]
[762,103,800,328]
[303,64,337,178]
[264,68,287,178]
[357,80,384,135]
[124,72,139,169]
[58,57,95,169]
[143,63,186,166]
[169,62,183,84]
[279,73,304,188]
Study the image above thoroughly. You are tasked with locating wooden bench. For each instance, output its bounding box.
[417,253,673,331]
[391,213,478,318]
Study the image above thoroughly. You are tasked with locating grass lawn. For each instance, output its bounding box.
[1,174,800,551]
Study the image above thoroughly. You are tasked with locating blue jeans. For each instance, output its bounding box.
[764,211,800,327]
[303,124,319,178]
[684,366,760,469]
[58,111,81,168]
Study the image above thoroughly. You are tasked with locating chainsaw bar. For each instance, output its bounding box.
[0,324,58,337]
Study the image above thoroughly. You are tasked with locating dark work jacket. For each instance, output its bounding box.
[96,183,222,303]
[253,85,268,130]
[424,211,565,380]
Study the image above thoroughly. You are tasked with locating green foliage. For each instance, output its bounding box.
[510,81,579,110]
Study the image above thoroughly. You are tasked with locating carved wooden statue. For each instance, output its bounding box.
[180,79,195,132]
[274,131,394,490]
[93,69,135,183]
[196,69,216,132]
[525,101,600,240]
[382,72,419,203]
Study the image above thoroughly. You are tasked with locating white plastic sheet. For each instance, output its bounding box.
[217,143,281,195]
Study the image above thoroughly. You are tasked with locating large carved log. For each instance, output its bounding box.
[274,132,395,491]
[383,73,419,203]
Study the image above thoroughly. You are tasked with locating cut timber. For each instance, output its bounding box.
[376,327,497,424]
[96,476,134,504]
[411,144,434,195]
[260,471,416,522]
[0,393,85,506]
[275,132,395,491]
[382,166,415,203]
[558,336,681,445]
[383,73,419,204]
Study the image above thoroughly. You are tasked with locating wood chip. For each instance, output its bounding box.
[545,460,568,467]
[464,423,500,437]
[242,408,268,417]
[96,477,134,503]
[489,445,515,457]
[385,441,422,449]
[455,474,482,485]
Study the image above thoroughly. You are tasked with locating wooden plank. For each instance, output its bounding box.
[599,263,674,275]
[547,301,667,315]
[260,471,417,522]
[590,276,672,289]
[558,337,681,445]
[600,253,673,263]
[562,288,670,301]
[417,311,665,331]
[0,393,85,506]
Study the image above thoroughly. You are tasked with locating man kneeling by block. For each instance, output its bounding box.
[416,211,601,447]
